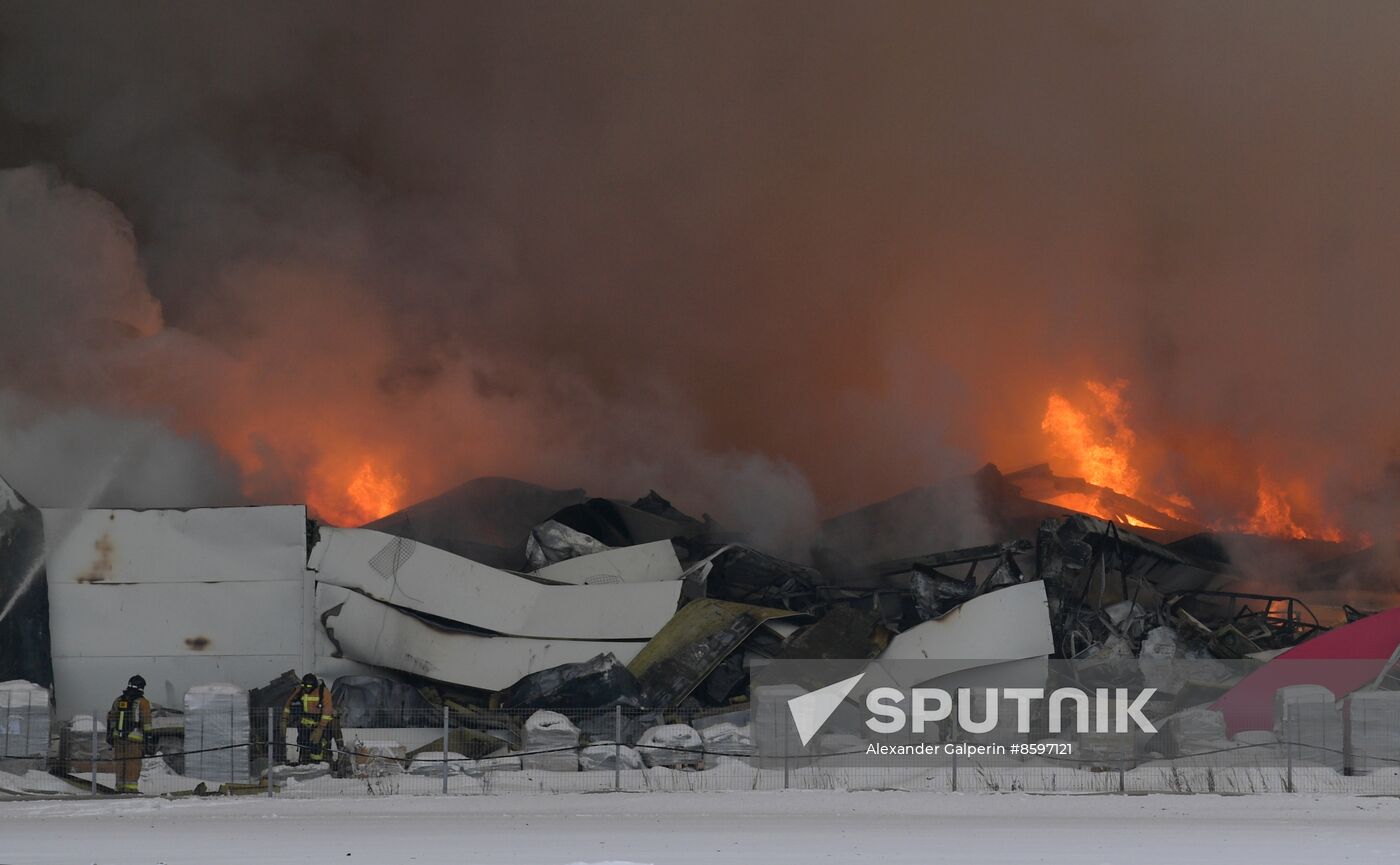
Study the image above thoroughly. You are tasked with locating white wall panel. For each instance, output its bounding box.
[43,506,309,715]
[49,582,302,658]
[43,506,306,584]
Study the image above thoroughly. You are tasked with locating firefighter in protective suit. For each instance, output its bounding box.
[282,673,335,765]
[106,675,152,794]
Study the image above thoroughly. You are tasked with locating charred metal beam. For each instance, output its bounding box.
[872,539,1032,578]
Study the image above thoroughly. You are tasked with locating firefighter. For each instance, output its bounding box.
[282,673,335,765]
[105,675,152,794]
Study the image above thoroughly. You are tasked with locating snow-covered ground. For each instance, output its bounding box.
[1,791,1397,864]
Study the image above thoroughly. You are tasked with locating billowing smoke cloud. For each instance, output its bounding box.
[2,3,1399,546]
[0,392,244,509]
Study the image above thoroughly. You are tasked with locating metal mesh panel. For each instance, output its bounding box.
[368,537,417,580]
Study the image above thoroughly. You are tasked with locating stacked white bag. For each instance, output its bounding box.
[184,683,250,783]
[699,722,753,757]
[520,710,579,772]
[638,723,703,768]
[0,680,49,759]
[579,742,644,771]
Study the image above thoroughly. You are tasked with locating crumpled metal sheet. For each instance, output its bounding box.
[776,605,889,661]
[331,674,438,727]
[500,652,642,710]
[882,580,1055,663]
[525,520,611,569]
[317,583,646,692]
[627,598,801,706]
[531,539,683,586]
[311,526,682,641]
[689,545,824,613]
[910,570,976,620]
[547,498,692,547]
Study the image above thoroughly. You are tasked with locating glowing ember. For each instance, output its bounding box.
[1123,513,1163,530]
[1043,491,1164,530]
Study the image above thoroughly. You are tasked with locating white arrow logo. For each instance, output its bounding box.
[787,673,866,746]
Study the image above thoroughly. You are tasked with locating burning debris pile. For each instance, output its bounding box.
[293,469,1377,714]
[3,460,1400,792]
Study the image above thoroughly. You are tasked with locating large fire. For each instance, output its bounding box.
[1041,380,1141,496]
[286,458,406,527]
[1037,379,1344,542]
[1244,471,1343,543]
[333,462,407,526]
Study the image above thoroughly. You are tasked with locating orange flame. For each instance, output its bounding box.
[1043,490,1163,530]
[1239,471,1343,543]
[313,461,406,526]
[1041,379,1141,497]
[1036,381,1343,541]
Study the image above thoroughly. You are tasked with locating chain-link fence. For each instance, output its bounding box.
[5,696,1400,799]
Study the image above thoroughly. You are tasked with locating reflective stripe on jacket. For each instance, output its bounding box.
[282,683,334,728]
[107,693,152,742]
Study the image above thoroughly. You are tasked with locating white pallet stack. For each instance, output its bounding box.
[0,680,50,759]
[1274,684,1342,772]
[1346,691,1400,772]
[184,683,250,784]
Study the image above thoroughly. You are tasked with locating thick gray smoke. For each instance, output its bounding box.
[1,3,1399,547]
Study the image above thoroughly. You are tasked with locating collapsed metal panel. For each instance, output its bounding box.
[310,527,682,640]
[849,581,1056,699]
[627,598,801,706]
[531,540,683,585]
[881,580,1055,663]
[316,583,645,692]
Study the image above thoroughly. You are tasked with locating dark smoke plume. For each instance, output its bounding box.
[2,3,1399,551]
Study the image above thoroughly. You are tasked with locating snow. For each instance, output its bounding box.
[0,679,46,693]
[69,714,106,733]
[407,752,471,775]
[0,791,1396,864]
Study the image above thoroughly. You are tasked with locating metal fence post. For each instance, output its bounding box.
[950,747,958,792]
[783,719,790,790]
[613,706,622,792]
[1342,696,1354,777]
[90,709,98,796]
[1283,700,1294,793]
[267,707,275,798]
[442,705,450,795]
